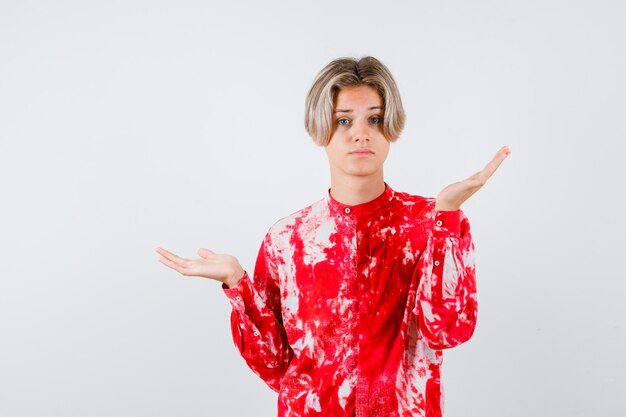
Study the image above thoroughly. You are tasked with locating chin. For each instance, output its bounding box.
[343,165,382,177]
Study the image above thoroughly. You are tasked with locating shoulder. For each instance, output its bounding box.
[389,187,436,216]
[264,197,328,243]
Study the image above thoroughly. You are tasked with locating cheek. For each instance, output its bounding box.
[324,146,331,160]
[379,142,391,161]
[325,133,344,154]
[324,142,339,163]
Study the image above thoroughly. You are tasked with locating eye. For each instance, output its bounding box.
[370,116,381,124]
[337,118,350,126]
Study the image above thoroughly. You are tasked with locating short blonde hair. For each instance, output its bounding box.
[304,56,406,146]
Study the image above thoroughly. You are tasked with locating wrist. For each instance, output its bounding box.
[434,195,460,211]
[223,266,245,288]
[435,202,460,211]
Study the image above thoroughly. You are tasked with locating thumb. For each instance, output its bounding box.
[197,248,216,259]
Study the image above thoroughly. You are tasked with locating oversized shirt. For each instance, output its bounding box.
[222,183,477,417]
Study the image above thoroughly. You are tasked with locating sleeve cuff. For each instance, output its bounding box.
[434,210,461,237]
[222,272,254,313]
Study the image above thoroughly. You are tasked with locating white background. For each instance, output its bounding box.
[1,1,624,416]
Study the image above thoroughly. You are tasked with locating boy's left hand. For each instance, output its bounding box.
[435,146,511,211]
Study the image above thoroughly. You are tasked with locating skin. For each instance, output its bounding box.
[324,84,389,206]
[155,84,510,288]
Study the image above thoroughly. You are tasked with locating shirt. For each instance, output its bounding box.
[222,183,477,417]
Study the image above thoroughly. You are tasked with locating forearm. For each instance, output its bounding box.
[222,272,293,390]
[414,209,478,349]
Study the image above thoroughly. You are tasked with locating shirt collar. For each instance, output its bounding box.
[325,182,395,217]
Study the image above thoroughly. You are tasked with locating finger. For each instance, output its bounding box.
[156,247,175,256]
[156,247,181,261]
[462,171,484,187]
[161,255,203,276]
[197,248,216,259]
[483,147,508,174]
[158,256,187,274]
[478,146,510,182]
[156,247,190,266]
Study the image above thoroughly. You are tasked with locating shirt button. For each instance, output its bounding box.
[434,260,440,266]
[253,330,260,336]
[436,220,443,227]
[236,296,242,302]
[344,207,351,214]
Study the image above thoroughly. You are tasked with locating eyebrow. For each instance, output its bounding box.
[334,106,384,113]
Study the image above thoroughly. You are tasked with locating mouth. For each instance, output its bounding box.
[349,150,374,155]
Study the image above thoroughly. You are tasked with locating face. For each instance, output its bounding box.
[325,85,390,181]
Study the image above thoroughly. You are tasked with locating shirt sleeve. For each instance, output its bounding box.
[221,232,294,392]
[412,204,478,349]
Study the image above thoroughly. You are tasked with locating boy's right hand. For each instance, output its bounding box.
[155,247,245,288]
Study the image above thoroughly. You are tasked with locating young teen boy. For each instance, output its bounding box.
[156,56,510,417]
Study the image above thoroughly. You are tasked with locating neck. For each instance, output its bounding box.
[329,172,386,206]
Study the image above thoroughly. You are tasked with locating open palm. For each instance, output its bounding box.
[435,146,510,211]
[155,247,244,288]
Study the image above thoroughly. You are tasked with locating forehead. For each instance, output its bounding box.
[334,85,383,108]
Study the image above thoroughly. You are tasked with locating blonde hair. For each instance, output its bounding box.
[304,56,406,146]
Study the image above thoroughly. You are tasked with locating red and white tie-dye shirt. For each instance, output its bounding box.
[222,183,477,417]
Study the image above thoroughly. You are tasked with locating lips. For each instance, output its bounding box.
[349,149,374,155]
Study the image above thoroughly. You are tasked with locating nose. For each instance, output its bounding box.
[351,119,371,142]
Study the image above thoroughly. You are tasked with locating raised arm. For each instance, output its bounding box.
[413,146,510,349]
